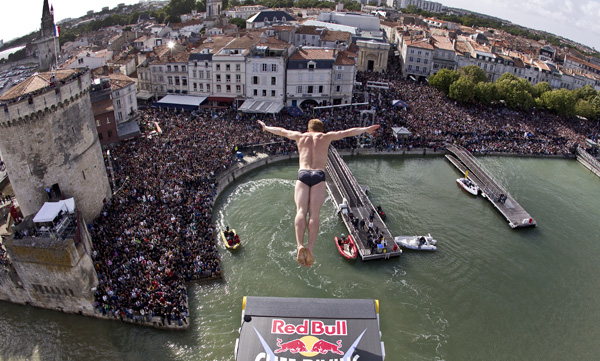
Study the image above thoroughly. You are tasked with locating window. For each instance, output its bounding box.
[96,119,100,127]
[206,84,210,92]
[216,85,221,92]
[118,112,123,121]
[236,85,241,93]
[78,58,84,64]
[181,65,186,72]
[336,85,341,92]
[262,64,268,72]
[411,49,415,54]
[271,90,275,97]
[206,71,210,78]
[193,83,197,90]
[182,77,187,86]
[168,76,173,85]
[408,65,413,70]
[198,71,203,79]
[424,59,428,64]
[174,65,179,72]
[409,57,413,62]
[417,51,422,55]
[318,85,323,93]
[308,85,314,93]
[271,64,277,72]
[167,65,172,72]
[216,74,221,82]
[108,130,113,138]
[175,76,180,85]
[423,67,427,73]
[198,84,203,91]
[417,58,421,63]
[260,89,265,96]
[193,70,197,77]
[226,74,231,82]
[236,74,241,83]
[297,86,302,94]
[336,73,342,80]
[252,76,259,85]
[116,99,121,108]
[216,64,221,71]
[308,63,315,70]
[226,85,231,93]
[253,89,258,96]
[271,77,276,85]
[416,66,420,72]
[236,64,240,71]
[226,64,230,71]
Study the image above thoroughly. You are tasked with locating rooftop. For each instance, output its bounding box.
[0,69,78,102]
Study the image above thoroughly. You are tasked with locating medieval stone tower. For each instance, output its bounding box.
[0,69,112,221]
[33,0,60,70]
[206,0,222,18]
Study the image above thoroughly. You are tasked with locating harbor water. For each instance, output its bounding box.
[1,156,600,361]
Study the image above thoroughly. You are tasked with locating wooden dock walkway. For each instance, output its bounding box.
[446,145,536,229]
[576,146,600,178]
[325,147,401,260]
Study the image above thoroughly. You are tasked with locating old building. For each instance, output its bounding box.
[0,69,112,221]
[33,0,61,70]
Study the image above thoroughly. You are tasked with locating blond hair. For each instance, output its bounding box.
[308,119,324,132]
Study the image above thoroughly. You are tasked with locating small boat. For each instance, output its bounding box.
[394,234,437,251]
[221,228,241,250]
[457,177,479,196]
[334,235,358,260]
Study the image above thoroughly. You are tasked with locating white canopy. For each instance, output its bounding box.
[33,198,76,223]
[392,127,412,138]
[238,99,284,114]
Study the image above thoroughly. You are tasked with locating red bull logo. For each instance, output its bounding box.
[271,319,347,336]
[272,335,344,357]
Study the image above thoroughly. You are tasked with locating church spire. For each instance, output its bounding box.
[40,0,55,39]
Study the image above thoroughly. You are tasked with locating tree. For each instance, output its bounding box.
[459,65,487,84]
[495,76,536,110]
[229,17,246,29]
[475,82,498,104]
[576,85,597,101]
[575,99,597,120]
[429,68,460,94]
[534,82,552,97]
[540,89,577,117]
[449,76,476,103]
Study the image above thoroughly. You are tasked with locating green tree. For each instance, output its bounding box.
[575,99,597,119]
[475,82,498,104]
[495,76,536,110]
[229,17,246,29]
[449,76,476,103]
[459,65,487,84]
[540,89,577,117]
[534,82,552,97]
[429,68,460,94]
[576,85,597,101]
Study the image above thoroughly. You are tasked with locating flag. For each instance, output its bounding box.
[54,25,60,37]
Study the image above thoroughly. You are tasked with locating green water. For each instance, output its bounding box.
[1,156,600,361]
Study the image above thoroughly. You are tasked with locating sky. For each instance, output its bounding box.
[0,0,599,51]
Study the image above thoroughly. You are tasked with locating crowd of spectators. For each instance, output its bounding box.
[2,54,596,326]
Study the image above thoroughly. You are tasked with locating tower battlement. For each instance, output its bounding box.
[0,68,111,221]
[0,69,91,127]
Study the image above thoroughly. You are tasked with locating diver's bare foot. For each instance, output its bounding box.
[304,248,313,267]
[297,246,309,267]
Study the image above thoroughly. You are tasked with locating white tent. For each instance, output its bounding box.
[33,198,76,223]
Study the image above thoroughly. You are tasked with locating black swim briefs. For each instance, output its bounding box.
[297,169,326,187]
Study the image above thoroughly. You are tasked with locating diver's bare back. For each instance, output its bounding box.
[296,132,332,170]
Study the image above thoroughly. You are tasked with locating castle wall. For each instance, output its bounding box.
[0,72,111,221]
[0,214,98,314]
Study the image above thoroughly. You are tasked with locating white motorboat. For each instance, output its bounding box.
[394,234,437,251]
[457,177,479,196]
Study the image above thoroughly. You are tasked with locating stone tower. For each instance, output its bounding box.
[0,69,112,221]
[34,0,60,70]
[206,0,222,18]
